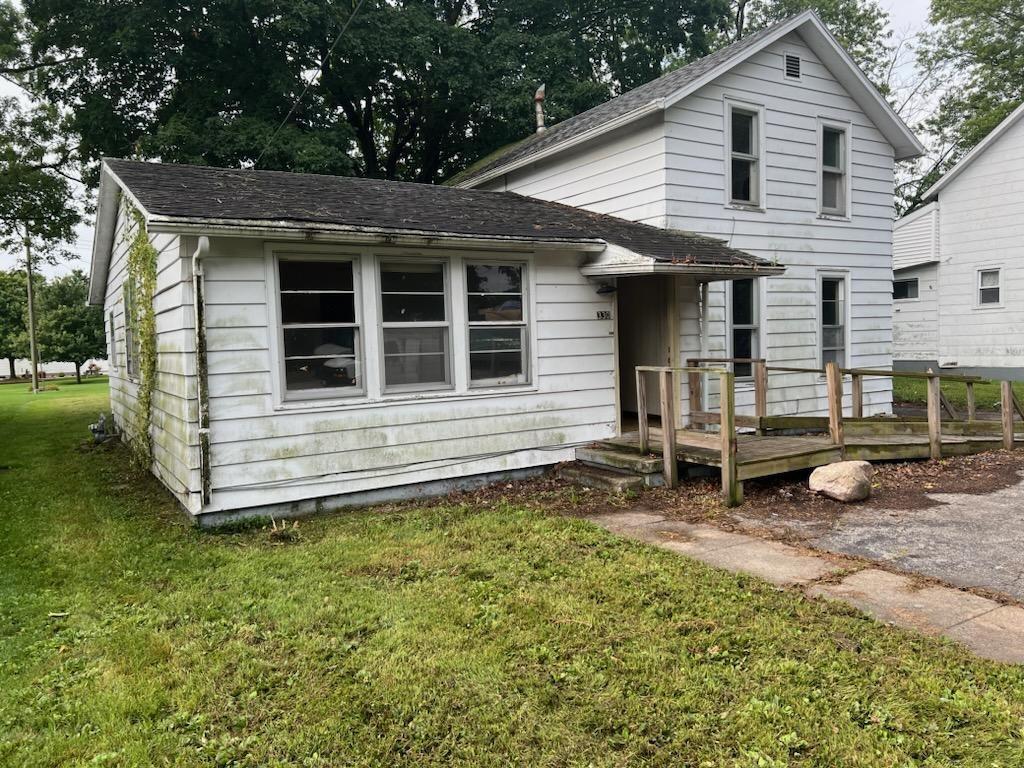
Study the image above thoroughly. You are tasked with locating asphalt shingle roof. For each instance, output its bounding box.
[106,159,772,268]
[447,22,786,187]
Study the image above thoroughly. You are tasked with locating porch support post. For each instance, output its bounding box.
[720,371,742,507]
[659,369,678,488]
[636,368,649,454]
[1001,381,1014,451]
[753,360,768,435]
[825,362,845,457]
[926,374,942,460]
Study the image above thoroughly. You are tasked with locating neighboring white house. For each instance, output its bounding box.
[893,102,1024,377]
[452,10,922,418]
[89,11,921,524]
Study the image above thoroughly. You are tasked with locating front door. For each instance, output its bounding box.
[617,275,673,418]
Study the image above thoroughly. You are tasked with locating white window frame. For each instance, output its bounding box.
[272,252,365,401]
[724,98,766,211]
[465,259,531,388]
[893,277,919,302]
[377,257,453,394]
[726,277,761,381]
[783,50,802,82]
[818,272,850,370]
[817,118,852,219]
[976,267,1003,308]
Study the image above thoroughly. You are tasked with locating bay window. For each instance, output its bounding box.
[466,263,528,386]
[380,261,451,389]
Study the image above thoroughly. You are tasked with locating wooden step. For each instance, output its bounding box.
[557,464,646,493]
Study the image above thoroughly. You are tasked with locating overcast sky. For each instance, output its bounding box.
[1,0,933,278]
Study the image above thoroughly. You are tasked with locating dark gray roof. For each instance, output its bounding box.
[105,159,772,268]
[448,22,787,187]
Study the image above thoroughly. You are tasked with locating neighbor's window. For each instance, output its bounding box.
[820,125,847,216]
[108,311,118,371]
[731,278,759,378]
[466,263,529,386]
[729,106,761,206]
[821,277,846,367]
[380,261,450,390]
[278,259,361,394]
[978,268,1001,305]
[124,278,140,378]
[893,278,919,300]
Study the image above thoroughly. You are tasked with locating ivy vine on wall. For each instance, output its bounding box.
[124,203,158,466]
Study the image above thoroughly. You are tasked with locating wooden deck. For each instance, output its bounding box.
[609,426,1024,482]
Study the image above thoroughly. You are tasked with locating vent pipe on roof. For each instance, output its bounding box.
[534,84,546,133]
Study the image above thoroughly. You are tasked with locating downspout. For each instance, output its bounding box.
[191,236,212,507]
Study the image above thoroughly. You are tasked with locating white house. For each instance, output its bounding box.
[893,101,1024,377]
[88,11,921,524]
[452,10,921,417]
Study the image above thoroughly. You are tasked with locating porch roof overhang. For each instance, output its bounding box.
[579,243,785,281]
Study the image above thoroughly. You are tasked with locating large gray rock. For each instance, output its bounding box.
[809,461,874,502]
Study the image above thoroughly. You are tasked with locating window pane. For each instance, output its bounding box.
[822,348,844,367]
[823,128,842,168]
[279,260,353,291]
[980,270,1000,288]
[470,352,523,383]
[731,158,754,202]
[470,327,523,353]
[822,301,839,326]
[383,327,448,386]
[381,293,446,322]
[467,264,522,294]
[380,262,444,293]
[283,327,355,358]
[823,326,845,348]
[281,293,355,324]
[822,279,840,302]
[822,171,842,210]
[468,295,523,322]
[732,279,754,326]
[732,111,753,155]
[893,279,918,300]
[980,287,1000,305]
[733,328,754,377]
[284,357,358,391]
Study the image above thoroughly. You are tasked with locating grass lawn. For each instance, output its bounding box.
[3,382,1024,766]
[893,377,1024,409]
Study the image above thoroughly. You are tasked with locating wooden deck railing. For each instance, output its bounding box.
[638,359,1022,507]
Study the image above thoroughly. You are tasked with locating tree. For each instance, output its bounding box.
[38,270,105,383]
[17,0,730,184]
[0,268,28,378]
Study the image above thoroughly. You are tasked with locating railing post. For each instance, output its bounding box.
[1001,381,1014,451]
[687,362,702,430]
[659,369,678,488]
[720,371,742,507]
[966,382,976,422]
[926,374,942,459]
[825,362,845,457]
[636,368,648,454]
[851,373,863,419]
[753,359,768,435]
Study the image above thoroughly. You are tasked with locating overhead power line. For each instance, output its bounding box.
[253,0,367,168]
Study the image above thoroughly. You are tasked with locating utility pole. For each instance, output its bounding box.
[23,224,40,394]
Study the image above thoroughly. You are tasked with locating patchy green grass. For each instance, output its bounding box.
[894,377,1024,409]
[3,381,1024,766]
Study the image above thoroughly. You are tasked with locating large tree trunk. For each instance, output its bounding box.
[75,361,81,384]
[6,356,14,379]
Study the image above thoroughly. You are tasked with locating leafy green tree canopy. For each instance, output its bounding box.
[17,0,730,184]
[38,269,105,382]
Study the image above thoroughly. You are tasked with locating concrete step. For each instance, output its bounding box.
[558,463,646,493]
[576,445,663,475]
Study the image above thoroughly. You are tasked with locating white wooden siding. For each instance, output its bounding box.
[200,240,618,513]
[932,115,1024,369]
[103,203,202,512]
[893,202,938,270]
[892,262,939,362]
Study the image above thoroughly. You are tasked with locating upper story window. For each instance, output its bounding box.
[380,261,451,391]
[466,263,529,386]
[821,276,847,367]
[278,259,361,395]
[893,278,919,300]
[730,278,759,378]
[728,104,762,208]
[978,268,1001,306]
[820,124,848,216]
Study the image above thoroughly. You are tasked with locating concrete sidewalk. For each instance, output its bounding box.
[586,510,1024,664]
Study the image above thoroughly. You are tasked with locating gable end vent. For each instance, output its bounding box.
[784,54,801,80]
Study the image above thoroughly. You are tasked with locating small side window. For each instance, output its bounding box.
[978,269,1001,305]
[820,124,848,216]
[893,278,918,300]
[821,277,846,368]
[727,105,762,208]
